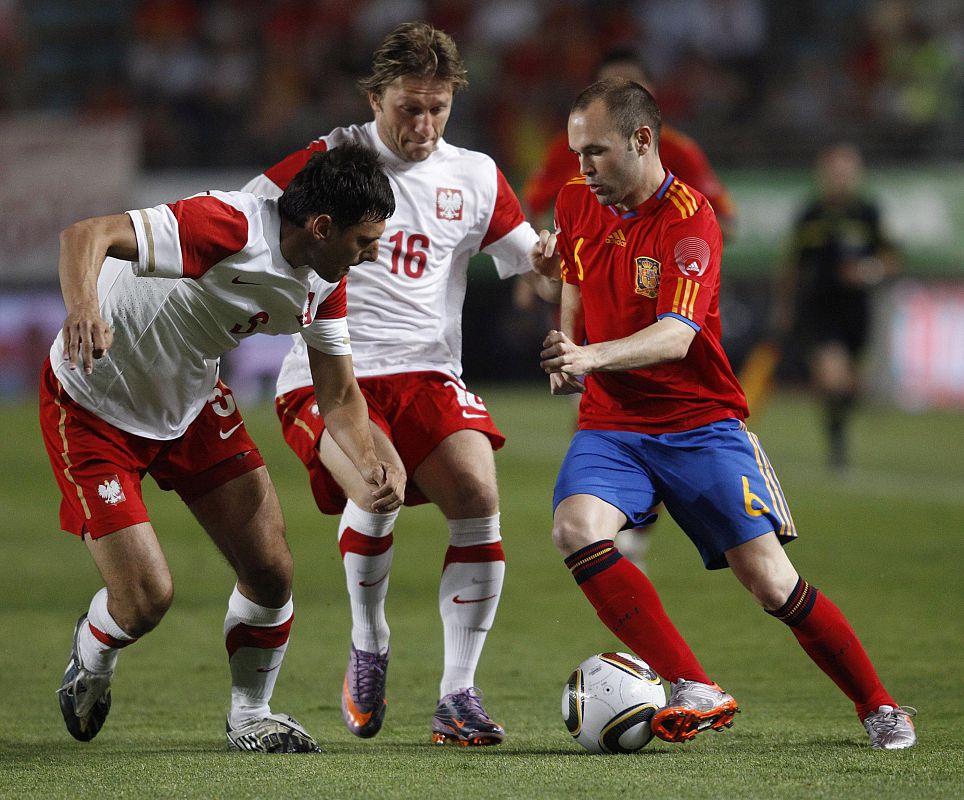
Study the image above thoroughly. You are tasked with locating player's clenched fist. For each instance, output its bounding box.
[541,330,592,394]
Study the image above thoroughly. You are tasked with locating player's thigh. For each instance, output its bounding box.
[381,372,504,513]
[188,466,292,604]
[656,420,797,570]
[318,421,403,509]
[552,494,628,557]
[413,429,499,518]
[84,521,173,635]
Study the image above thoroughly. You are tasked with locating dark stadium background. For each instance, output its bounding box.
[1,0,962,402]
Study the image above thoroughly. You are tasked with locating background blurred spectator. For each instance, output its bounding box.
[3,0,962,172]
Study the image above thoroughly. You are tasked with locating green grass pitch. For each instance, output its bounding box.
[1,388,962,798]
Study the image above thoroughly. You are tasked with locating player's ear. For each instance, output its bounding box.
[368,91,383,114]
[634,126,653,156]
[309,213,333,240]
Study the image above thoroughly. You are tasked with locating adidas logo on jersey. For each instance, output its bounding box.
[605,229,627,247]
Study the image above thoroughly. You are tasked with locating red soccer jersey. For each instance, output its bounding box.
[556,171,748,433]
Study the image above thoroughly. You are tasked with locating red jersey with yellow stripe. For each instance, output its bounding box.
[556,171,747,433]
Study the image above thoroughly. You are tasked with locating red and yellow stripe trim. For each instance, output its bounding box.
[741,422,796,538]
[665,181,698,219]
[671,277,700,319]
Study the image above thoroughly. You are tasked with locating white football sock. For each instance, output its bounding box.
[338,499,398,654]
[77,587,137,674]
[224,585,293,727]
[438,514,505,698]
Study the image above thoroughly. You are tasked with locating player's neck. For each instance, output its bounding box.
[615,159,667,212]
[279,220,307,268]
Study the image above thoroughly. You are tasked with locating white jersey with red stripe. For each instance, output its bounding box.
[243,121,539,395]
[50,191,350,440]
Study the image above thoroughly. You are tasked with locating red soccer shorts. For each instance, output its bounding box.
[276,371,506,514]
[39,359,264,539]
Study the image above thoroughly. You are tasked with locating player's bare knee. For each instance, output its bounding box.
[439,477,499,518]
[738,566,799,610]
[119,579,174,636]
[551,516,593,557]
[237,549,293,606]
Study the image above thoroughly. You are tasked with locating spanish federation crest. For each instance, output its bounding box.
[436,188,463,220]
[634,257,660,298]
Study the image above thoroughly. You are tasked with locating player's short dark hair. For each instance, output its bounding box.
[278,143,395,229]
[571,78,662,149]
[359,21,468,97]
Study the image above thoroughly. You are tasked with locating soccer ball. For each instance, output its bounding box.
[562,652,666,754]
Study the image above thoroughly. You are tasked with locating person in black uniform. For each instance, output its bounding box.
[773,143,900,469]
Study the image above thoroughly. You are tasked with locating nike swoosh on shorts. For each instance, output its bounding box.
[220,422,243,439]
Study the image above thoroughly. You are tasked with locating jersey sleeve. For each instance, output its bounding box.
[300,278,351,356]
[126,193,249,279]
[300,317,351,356]
[313,278,347,320]
[480,167,539,279]
[655,201,722,332]
[242,138,329,197]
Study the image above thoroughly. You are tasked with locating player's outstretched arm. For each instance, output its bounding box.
[542,316,696,378]
[307,346,405,512]
[58,214,138,374]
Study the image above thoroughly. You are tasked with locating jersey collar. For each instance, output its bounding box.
[607,170,675,220]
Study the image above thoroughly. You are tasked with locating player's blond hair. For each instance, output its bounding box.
[359,21,468,97]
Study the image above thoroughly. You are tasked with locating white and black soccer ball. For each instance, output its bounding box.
[562,652,666,754]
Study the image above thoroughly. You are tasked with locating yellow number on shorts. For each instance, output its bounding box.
[742,475,770,517]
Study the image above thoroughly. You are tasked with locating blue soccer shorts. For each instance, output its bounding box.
[552,419,797,570]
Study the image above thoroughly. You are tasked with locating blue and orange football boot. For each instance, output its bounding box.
[431,687,505,746]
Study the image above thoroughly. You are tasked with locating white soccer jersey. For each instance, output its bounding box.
[243,121,539,396]
[50,191,350,440]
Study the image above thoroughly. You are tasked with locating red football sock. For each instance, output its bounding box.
[768,578,896,719]
[565,541,711,684]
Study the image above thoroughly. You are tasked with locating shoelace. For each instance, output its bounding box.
[669,680,712,703]
[351,651,387,705]
[866,705,917,734]
[447,689,489,722]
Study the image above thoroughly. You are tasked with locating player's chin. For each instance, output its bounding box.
[405,143,436,161]
[589,188,612,205]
